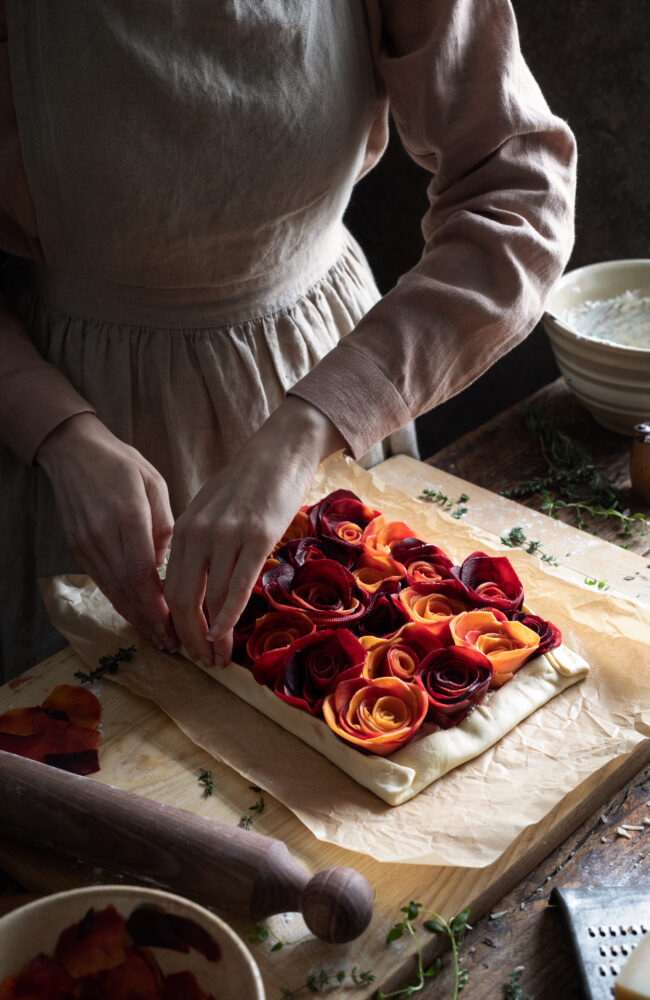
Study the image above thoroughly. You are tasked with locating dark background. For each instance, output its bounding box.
[344,0,650,458]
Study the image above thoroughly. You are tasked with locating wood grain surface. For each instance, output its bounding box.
[428,378,650,558]
[1,389,648,1000]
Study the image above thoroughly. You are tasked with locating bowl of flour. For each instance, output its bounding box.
[543,259,650,434]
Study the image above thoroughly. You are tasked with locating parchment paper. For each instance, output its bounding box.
[41,453,650,867]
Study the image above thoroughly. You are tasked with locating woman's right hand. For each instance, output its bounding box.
[36,413,176,650]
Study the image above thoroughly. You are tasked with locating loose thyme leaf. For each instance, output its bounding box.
[198,770,213,797]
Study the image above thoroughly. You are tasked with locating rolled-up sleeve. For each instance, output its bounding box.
[290,0,577,458]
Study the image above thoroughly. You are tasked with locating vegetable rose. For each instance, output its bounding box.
[450,609,540,686]
[308,489,380,551]
[356,593,411,638]
[511,611,562,655]
[416,646,493,728]
[398,587,469,640]
[361,515,416,558]
[452,551,524,613]
[390,538,454,586]
[353,552,405,595]
[252,628,365,714]
[322,676,429,756]
[246,610,315,662]
[274,535,357,571]
[263,559,368,628]
[360,623,444,681]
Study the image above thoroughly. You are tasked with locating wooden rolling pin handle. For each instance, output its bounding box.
[0,751,373,943]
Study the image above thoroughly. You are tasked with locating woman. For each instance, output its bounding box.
[0,0,576,681]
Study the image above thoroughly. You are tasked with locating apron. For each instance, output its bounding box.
[1,0,419,679]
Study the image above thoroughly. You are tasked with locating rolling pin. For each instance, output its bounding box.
[0,750,373,943]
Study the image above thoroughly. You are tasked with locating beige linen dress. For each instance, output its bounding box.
[0,1,577,680]
[0,0,411,676]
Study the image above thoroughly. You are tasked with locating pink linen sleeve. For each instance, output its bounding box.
[289,0,577,458]
[0,289,96,466]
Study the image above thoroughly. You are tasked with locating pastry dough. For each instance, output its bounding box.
[190,641,589,806]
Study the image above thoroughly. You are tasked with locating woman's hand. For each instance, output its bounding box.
[164,397,345,670]
[36,413,176,650]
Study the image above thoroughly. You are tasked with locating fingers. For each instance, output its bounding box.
[143,473,174,567]
[205,538,269,640]
[164,524,212,668]
[119,510,177,650]
[65,528,154,638]
[62,483,176,651]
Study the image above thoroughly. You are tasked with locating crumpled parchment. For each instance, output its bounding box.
[41,453,650,867]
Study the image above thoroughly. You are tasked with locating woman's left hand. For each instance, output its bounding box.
[164,397,345,670]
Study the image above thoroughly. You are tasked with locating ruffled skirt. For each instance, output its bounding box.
[0,228,418,679]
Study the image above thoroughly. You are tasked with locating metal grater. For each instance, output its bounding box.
[553,887,650,999]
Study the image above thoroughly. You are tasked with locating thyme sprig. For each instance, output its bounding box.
[500,408,647,541]
[74,645,136,684]
[278,966,375,997]
[379,902,470,1000]
[540,494,646,539]
[422,488,469,520]
[198,770,214,797]
[239,786,265,829]
[499,527,558,566]
[505,965,534,1000]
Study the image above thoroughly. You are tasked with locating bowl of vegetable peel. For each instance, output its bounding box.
[0,884,265,999]
[543,258,650,435]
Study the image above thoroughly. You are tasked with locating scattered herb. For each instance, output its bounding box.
[501,526,527,548]
[539,494,646,539]
[498,527,558,566]
[422,488,470,520]
[584,577,609,591]
[239,786,265,830]
[505,965,534,1000]
[379,902,470,1000]
[501,407,647,543]
[279,967,375,997]
[247,924,270,944]
[198,770,213,797]
[74,645,136,684]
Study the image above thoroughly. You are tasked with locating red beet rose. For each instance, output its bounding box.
[308,489,380,551]
[452,551,524,613]
[416,646,493,728]
[510,611,561,655]
[390,538,454,586]
[357,592,411,638]
[262,559,369,628]
[252,629,365,714]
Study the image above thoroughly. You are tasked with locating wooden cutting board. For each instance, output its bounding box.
[1,455,648,999]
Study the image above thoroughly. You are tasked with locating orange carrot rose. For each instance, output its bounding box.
[322,676,429,756]
[353,552,405,595]
[398,587,469,640]
[360,623,444,681]
[450,609,540,686]
[246,610,315,662]
[361,515,416,559]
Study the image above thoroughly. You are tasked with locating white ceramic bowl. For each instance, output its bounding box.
[543,259,650,435]
[0,885,265,999]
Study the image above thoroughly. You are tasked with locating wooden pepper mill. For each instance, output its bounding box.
[630,422,650,503]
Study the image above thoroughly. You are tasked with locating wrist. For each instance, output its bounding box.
[35,412,107,472]
[277,396,346,461]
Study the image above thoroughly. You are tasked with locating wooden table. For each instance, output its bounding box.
[418,379,650,999]
[1,378,649,999]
